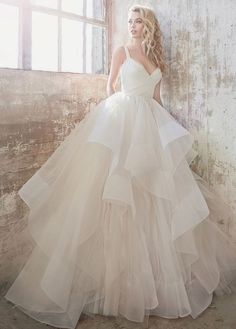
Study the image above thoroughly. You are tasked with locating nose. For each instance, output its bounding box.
[131,21,136,29]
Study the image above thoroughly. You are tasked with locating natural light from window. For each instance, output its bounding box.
[62,0,83,16]
[31,0,57,9]
[32,11,58,71]
[0,0,108,74]
[61,18,83,72]
[0,4,18,68]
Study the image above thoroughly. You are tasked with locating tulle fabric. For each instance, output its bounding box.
[4,90,236,329]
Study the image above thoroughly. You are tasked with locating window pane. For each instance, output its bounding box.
[31,0,58,9]
[32,11,58,71]
[61,18,83,73]
[86,24,107,74]
[86,0,105,20]
[0,4,18,68]
[61,0,83,15]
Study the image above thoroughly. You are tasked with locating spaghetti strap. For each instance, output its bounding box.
[124,46,130,59]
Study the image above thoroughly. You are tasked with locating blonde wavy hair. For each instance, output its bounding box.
[128,4,168,73]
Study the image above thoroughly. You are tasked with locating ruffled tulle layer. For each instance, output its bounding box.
[4,92,236,329]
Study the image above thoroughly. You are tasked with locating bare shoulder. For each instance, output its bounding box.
[111,46,126,64]
[112,45,125,56]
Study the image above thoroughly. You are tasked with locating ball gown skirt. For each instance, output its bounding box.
[4,46,236,329]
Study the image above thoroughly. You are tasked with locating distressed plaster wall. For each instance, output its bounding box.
[0,68,107,285]
[112,0,236,238]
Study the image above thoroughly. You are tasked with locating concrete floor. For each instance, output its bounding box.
[1,292,236,329]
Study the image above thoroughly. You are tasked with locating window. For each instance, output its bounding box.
[0,0,110,74]
[0,3,19,68]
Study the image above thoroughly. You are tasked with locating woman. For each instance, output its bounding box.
[4,4,236,329]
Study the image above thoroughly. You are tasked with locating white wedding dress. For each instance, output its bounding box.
[4,46,236,329]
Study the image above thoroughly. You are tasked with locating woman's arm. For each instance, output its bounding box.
[153,80,163,106]
[106,46,125,97]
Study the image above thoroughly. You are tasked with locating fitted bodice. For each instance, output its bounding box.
[120,46,162,98]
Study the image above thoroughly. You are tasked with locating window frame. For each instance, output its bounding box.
[0,0,111,74]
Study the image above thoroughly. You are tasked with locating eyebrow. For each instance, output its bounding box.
[128,18,143,21]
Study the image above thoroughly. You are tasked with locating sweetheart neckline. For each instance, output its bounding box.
[121,57,162,77]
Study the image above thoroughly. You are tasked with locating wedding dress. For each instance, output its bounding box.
[4,46,236,329]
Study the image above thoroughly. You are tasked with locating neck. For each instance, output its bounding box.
[130,38,143,47]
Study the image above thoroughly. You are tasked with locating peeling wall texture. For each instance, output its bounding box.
[113,0,236,238]
[0,69,107,284]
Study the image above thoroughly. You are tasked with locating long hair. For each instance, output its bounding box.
[128,4,168,73]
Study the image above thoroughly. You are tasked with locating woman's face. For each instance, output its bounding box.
[128,11,144,39]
